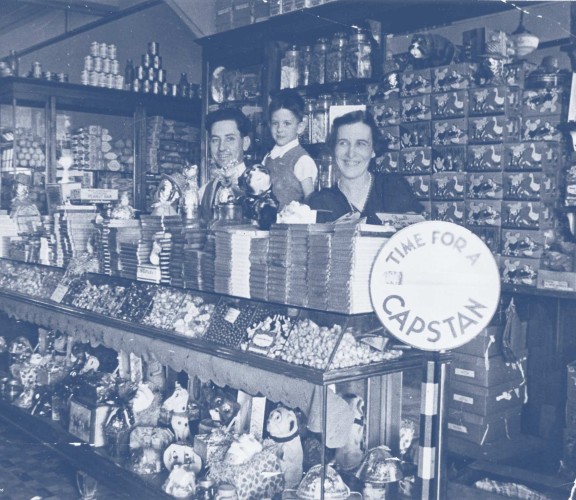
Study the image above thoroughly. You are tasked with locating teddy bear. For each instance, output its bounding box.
[238,164,279,230]
[163,464,197,498]
[266,405,303,489]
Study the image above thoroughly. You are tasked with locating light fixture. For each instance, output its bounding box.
[511,10,539,58]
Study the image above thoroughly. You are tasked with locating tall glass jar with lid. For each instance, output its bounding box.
[347,29,372,79]
[311,94,332,144]
[300,45,312,87]
[310,38,329,85]
[326,33,348,83]
[280,45,301,89]
[302,97,315,144]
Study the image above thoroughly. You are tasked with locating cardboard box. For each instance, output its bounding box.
[404,175,431,200]
[467,172,503,200]
[432,145,466,173]
[466,200,502,227]
[467,144,503,172]
[503,142,564,171]
[469,86,520,116]
[431,172,466,200]
[374,152,400,173]
[431,90,468,119]
[522,88,567,117]
[469,116,520,144]
[451,351,527,387]
[399,122,431,148]
[447,407,522,445]
[449,378,526,416]
[503,171,559,201]
[454,325,503,358]
[500,257,539,287]
[401,68,432,97]
[503,60,537,87]
[400,147,432,173]
[431,201,465,224]
[521,115,564,142]
[370,99,401,127]
[432,63,476,93]
[469,226,501,255]
[432,118,468,146]
[401,95,431,122]
[501,200,554,230]
[380,125,401,151]
[537,270,576,292]
[501,229,544,259]
[68,397,113,447]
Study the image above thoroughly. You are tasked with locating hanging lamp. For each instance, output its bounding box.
[511,10,539,58]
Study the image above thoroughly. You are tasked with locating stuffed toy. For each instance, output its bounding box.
[266,405,303,489]
[238,164,279,230]
[163,443,202,473]
[162,382,192,442]
[130,426,174,475]
[408,33,459,69]
[163,463,197,498]
[334,394,365,471]
[205,385,240,428]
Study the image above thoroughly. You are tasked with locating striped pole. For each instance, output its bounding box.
[417,353,448,500]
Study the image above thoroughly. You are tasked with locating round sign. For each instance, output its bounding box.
[369,221,500,351]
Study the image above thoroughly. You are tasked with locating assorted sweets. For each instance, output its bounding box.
[172,293,216,338]
[0,260,64,298]
[141,287,188,329]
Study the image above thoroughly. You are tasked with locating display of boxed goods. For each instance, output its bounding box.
[450,351,527,387]
[399,122,431,148]
[68,396,114,447]
[503,171,558,201]
[373,151,400,173]
[501,200,554,230]
[521,116,563,142]
[432,118,468,146]
[432,63,476,92]
[400,68,432,96]
[501,229,544,259]
[371,99,401,127]
[503,142,563,171]
[467,144,503,172]
[404,175,431,199]
[466,172,503,200]
[400,147,432,173]
[380,125,401,150]
[521,87,567,117]
[449,379,526,415]
[466,200,502,227]
[468,86,520,116]
[431,90,468,119]
[500,257,539,286]
[468,116,520,144]
[447,407,522,445]
[431,201,465,224]
[430,172,465,200]
[401,95,431,122]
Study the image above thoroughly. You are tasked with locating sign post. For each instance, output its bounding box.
[369,221,501,499]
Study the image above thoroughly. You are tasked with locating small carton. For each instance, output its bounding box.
[431,172,466,200]
[503,171,559,201]
[371,99,401,127]
[466,200,502,227]
[431,201,465,224]
[403,174,431,200]
[454,325,503,358]
[68,397,113,447]
[500,256,539,286]
[380,125,401,151]
[399,122,431,148]
[503,142,564,171]
[400,147,432,173]
[469,115,520,143]
[467,144,503,172]
[468,86,520,116]
[374,151,400,174]
[432,63,476,92]
[401,68,432,97]
[522,115,564,142]
[432,145,466,173]
[503,60,537,87]
[451,350,528,387]
[401,95,431,122]
[501,229,544,259]
[501,200,554,230]
[447,407,522,445]
[432,118,468,146]
[522,87,567,117]
[470,226,501,254]
[466,172,503,200]
[449,379,526,416]
[431,90,468,119]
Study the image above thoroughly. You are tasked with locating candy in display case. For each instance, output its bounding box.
[203,297,259,347]
[171,290,218,338]
[113,282,158,322]
[140,285,188,330]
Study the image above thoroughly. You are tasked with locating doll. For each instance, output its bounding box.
[238,164,279,230]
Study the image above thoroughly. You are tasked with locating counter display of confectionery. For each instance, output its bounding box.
[0,256,427,499]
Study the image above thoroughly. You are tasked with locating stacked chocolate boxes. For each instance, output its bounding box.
[447,321,528,447]
[370,60,569,288]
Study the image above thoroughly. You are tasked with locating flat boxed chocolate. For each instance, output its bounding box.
[374,151,400,173]
[431,91,467,119]
[501,229,544,259]
[503,142,564,171]
[469,115,520,143]
[371,99,401,127]
[401,68,432,97]
[400,147,432,173]
[500,256,539,286]
[466,200,502,227]
[431,201,465,224]
[522,87,567,117]
[399,122,431,148]
[401,95,431,122]
[431,172,466,200]
[404,174,431,200]
[467,172,503,200]
[522,116,563,142]
[432,145,466,173]
[470,226,501,254]
[380,125,401,151]
[501,200,554,230]
[503,171,558,201]
[468,86,520,116]
[432,118,468,146]
[432,63,476,92]
[467,144,503,172]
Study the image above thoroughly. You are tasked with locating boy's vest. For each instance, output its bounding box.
[264,144,309,209]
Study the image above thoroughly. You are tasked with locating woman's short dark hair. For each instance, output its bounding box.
[268,89,305,121]
[328,110,382,154]
[206,107,252,137]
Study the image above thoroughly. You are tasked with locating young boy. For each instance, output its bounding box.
[263,90,318,208]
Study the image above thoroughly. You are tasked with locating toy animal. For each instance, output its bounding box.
[408,34,459,69]
[238,164,279,230]
[163,463,197,498]
[334,394,365,471]
[162,383,191,442]
[266,405,303,489]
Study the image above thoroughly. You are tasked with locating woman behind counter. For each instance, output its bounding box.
[307,110,423,224]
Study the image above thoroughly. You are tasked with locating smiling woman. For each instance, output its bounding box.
[307,110,424,224]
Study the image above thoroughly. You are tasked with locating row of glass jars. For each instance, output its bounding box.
[280,29,373,89]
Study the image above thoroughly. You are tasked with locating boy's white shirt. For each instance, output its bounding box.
[265,139,318,184]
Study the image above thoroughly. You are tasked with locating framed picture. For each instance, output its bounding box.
[69,399,92,443]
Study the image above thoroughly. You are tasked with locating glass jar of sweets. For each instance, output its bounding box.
[311,94,332,144]
[347,28,372,79]
[326,32,348,83]
[280,45,301,89]
[317,151,335,189]
[300,45,312,87]
[310,38,329,85]
[301,97,315,144]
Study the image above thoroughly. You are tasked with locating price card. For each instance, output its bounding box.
[224,307,241,324]
[50,283,69,303]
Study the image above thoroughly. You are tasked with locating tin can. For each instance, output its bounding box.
[58,73,68,83]
[93,56,103,73]
[143,79,151,93]
[152,81,160,94]
[84,55,94,71]
[132,79,141,92]
[162,82,170,96]
[152,55,162,70]
[90,41,99,57]
[89,71,99,86]
[44,71,53,81]
[115,74,125,90]
[170,83,178,97]
[136,65,145,80]
[157,69,166,83]
[148,41,159,56]
[106,73,114,88]
[110,59,120,75]
[142,53,151,68]
[98,72,107,87]
[102,58,111,74]
[81,70,90,85]
[147,66,156,81]
[99,42,108,59]
[32,61,43,79]
[107,44,117,60]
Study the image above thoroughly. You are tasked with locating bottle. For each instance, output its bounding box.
[8,50,19,77]
[318,151,334,189]
[311,38,329,85]
[280,45,301,89]
[347,28,372,79]
[300,45,312,87]
[178,72,190,98]
[124,59,135,90]
[302,98,315,145]
[326,32,348,83]
[311,94,332,144]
